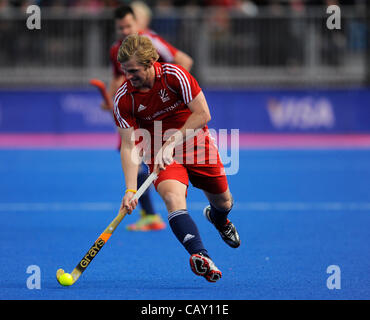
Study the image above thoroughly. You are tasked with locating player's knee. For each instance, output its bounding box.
[161,191,186,212]
[220,199,233,212]
[213,195,233,212]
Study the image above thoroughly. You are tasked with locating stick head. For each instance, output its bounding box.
[56,269,74,286]
[56,268,65,280]
[89,78,106,91]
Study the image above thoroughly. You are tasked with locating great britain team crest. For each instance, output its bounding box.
[158,89,170,103]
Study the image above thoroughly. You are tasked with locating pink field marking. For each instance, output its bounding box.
[0,133,370,149]
[0,133,119,149]
[238,133,370,149]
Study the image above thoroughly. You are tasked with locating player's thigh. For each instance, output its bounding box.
[157,179,188,213]
[149,161,189,191]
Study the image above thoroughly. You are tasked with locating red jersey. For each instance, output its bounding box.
[113,62,216,164]
[109,29,179,77]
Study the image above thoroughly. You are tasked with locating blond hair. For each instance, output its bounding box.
[117,34,159,68]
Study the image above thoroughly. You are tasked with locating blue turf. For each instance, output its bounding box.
[0,149,369,300]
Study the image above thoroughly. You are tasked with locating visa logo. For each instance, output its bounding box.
[267,97,335,129]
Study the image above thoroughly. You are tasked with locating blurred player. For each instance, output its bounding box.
[105,4,193,107]
[131,1,152,32]
[102,4,193,231]
[115,34,240,282]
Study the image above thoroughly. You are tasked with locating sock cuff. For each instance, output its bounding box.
[168,209,188,221]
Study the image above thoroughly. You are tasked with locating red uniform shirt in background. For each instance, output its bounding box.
[110,29,179,77]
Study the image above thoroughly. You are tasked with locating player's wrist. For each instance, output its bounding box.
[125,189,137,194]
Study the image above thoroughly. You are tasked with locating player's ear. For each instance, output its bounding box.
[147,59,155,68]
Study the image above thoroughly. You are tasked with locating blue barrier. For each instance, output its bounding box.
[0,88,369,133]
[205,88,370,133]
[0,89,115,133]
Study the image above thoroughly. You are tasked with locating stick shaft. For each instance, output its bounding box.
[133,171,158,200]
[70,172,158,282]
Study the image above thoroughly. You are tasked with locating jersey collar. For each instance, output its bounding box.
[154,62,163,79]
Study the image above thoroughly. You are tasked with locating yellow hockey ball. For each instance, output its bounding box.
[58,273,74,286]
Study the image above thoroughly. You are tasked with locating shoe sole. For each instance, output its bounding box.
[189,254,222,283]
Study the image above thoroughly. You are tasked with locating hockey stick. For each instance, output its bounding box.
[56,171,158,286]
[90,78,113,110]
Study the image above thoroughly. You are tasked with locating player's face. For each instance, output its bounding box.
[115,14,138,40]
[121,58,154,89]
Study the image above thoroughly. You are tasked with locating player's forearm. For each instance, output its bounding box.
[174,51,193,72]
[168,93,211,146]
[155,110,209,171]
[120,145,140,191]
[167,109,210,147]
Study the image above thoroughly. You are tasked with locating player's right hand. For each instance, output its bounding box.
[120,192,138,214]
[153,141,175,173]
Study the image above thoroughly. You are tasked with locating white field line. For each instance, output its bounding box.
[0,201,370,212]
